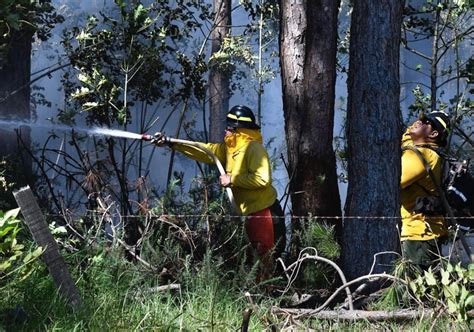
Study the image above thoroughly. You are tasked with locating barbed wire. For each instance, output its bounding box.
[45,212,474,221]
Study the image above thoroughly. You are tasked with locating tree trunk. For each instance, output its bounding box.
[0,30,33,206]
[280,0,342,228]
[208,0,231,143]
[342,0,403,281]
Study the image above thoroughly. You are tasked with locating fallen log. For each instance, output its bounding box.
[272,307,474,322]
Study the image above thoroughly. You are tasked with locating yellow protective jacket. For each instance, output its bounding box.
[172,129,277,216]
[400,128,447,241]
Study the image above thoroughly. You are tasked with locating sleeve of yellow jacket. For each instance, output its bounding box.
[172,142,226,165]
[231,142,272,189]
[401,150,426,189]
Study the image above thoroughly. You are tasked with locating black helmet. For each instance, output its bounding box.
[420,110,451,146]
[226,105,260,129]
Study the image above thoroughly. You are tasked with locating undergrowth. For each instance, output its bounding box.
[1,202,472,330]
[2,242,471,330]
[1,247,269,330]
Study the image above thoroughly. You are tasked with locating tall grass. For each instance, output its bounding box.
[2,215,470,331]
[2,248,469,330]
[1,248,269,331]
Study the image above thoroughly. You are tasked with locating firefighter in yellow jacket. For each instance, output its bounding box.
[155,105,285,278]
[401,111,450,271]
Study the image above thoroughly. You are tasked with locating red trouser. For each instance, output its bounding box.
[245,208,275,259]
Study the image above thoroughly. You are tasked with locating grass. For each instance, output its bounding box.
[1,250,270,331]
[1,241,472,331]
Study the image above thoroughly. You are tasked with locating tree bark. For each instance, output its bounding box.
[208,0,231,143]
[0,29,32,147]
[342,0,403,280]
[13,186,82,307]
[0,30,33,206]
[280,0,342,228]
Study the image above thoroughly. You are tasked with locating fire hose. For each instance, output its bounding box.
[142,133,240,215]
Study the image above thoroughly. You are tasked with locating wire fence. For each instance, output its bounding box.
[46,212,474,222]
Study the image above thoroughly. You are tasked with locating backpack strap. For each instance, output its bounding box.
[414,144,456,161]
[402,145,473,261]
[415,182,432,196]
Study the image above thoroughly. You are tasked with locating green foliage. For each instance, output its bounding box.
[293,219,341,289]
[0,208,22,273]
[62,0,210,127]
[298,220,340,260]
[408,85,432,118]
[210,35,256,73]
[0,208,43,289]
[377,258,474,322]
[0,160,14,209]
[0,240,267,330]
[0,0,63,68]
[2,242,467,330]
[214,0,279,98]
[409,263,474,321]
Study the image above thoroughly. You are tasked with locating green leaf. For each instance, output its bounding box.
[51,226,67,235]
[459,286,469,302]
[465,294,474,307]
[23,246,43,264]
[447,263,454,273]
[3,207,20,221]
[447,299,458,313]
[424,270,437,286]
[91,254,103,264]
[409,281,418,294]
[0,260,11,272]
[0,225,17,237]
[441,269,451,285]
[446,283,460,298]
[133,4,145,21]
[77,73,90,84]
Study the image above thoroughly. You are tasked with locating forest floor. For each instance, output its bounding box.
[1,250,471,331]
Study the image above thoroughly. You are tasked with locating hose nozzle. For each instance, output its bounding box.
[141,134,154,141]
[141,132,168,145]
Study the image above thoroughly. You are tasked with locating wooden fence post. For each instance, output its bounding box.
[13,186,81,307]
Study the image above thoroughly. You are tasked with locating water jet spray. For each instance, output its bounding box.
[0,120,239,214]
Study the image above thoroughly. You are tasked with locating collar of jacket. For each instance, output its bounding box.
[224,128,262,154]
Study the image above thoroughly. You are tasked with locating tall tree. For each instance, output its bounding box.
[0,0,63,205]
[0,29,32,158]
[209,0,231,142]
[280,0,342,226]
[342,0,403,280]
[0,28,34,209]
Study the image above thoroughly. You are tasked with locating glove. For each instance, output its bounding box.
[152,132,172,147]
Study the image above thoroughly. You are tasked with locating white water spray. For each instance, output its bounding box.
[0,119,145,140]
[88,127,143,140]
